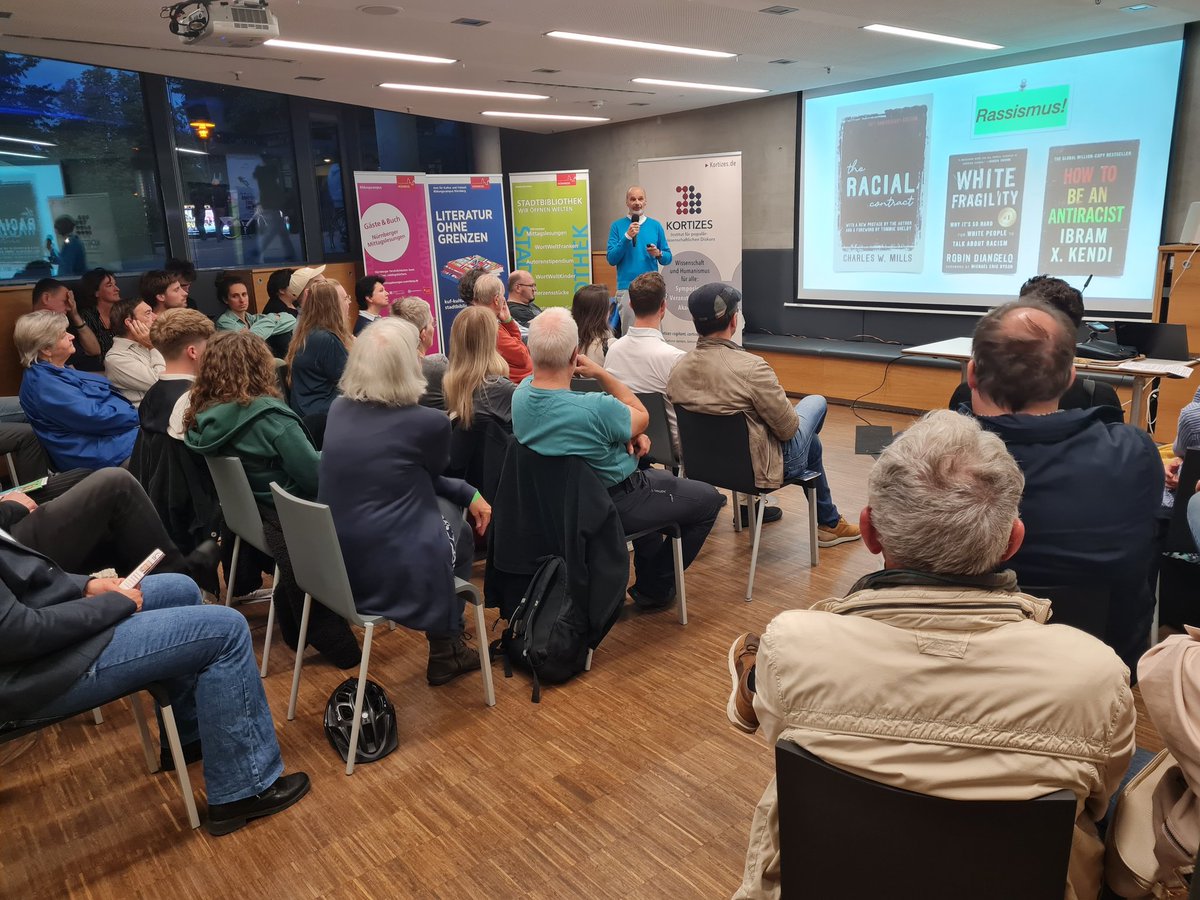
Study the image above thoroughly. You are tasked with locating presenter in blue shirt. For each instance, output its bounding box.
[606,186,672,335]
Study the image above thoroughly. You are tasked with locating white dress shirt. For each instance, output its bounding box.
[603,326,687,455]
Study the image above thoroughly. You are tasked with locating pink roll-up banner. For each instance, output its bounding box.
[353,172,440,352]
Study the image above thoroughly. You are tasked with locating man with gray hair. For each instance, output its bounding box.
[474,273,531,380]
[967,297,1162,671]
[512,308,723,610]
[727,410,1134,900]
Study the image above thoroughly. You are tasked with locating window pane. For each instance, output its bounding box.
[167,77,304,267]
[311,120,348,255]
[0,52,166,281]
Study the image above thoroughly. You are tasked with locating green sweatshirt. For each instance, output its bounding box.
[185,396,319,506]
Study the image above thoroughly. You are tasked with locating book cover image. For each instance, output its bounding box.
[440,254,504,281]
[1037,140,1139,277]
[941,149,1027,275]
[834,95,931,274]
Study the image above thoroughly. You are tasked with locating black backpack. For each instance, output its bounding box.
[501,556,589,702]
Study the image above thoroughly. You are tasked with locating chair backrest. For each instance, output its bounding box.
[269,482,376,626]
[674,406,759,495]
[1021,584,1110,640]
[636,392,680,469]
[570,377,603,393]
[775,740,1076,900]
[205,456,269,554]
[1166,451,1200,554]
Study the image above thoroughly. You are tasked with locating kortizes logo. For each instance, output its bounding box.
[675,184,702,216]
[974,85,1070,137]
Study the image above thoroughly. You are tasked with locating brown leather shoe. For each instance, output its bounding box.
[727,633,760,733]
[426,635,482,686]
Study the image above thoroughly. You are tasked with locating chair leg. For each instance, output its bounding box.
[673,535,687,626]
[731,490,741,532]
[160,701,200,828]
[1151,575,1161,647]
[345,624,374,777]
[259,565,279,678]
[224,535,242,607]
[806,485,819,568]
[746,497,767,602]
[129,694,158,774]
[91,707,104,725]
[584,648,593,671]
[287,594,313,721]
[471,595,496,707]
[4,451,17,488]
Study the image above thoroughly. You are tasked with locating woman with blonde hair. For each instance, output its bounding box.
[285,280,353,419]
[571,283,613,365]
[185,330,361,669]
[442,306,515,431]
[321,318,491,686]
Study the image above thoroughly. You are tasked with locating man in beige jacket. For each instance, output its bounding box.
[666,282,858,544]
[727,409,1134,900]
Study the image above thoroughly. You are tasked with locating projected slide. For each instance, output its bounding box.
[798,35,1183,316]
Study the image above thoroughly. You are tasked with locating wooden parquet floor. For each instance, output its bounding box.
[1,405,1162,898]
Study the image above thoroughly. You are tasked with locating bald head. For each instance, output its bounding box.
[626,185,647,217]
[970,299,1076,414]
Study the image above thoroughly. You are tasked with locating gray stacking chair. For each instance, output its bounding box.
[270,483,495,776]
[205,456,279,677]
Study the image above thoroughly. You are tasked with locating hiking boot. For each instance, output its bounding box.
[427,634,482,686]
[817,516,861,548]
[727,633,760,733]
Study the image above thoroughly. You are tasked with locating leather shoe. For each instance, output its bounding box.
[184,539,221,585]
[739,505,783,527]
[206,772,311,836]
[629,584,676,611]
[160,738,202,772]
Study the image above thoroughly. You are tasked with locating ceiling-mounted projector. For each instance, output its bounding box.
[165,1,280,48]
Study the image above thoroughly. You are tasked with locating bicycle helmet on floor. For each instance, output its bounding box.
[323,678,398,764]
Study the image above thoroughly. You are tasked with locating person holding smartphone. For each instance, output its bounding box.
[605,186,672,337]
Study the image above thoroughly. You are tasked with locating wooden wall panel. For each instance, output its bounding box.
[0,284,32,396]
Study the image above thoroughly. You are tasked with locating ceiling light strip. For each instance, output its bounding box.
[379,83,548,100]
[862,24,1002,50]
[481,111,610,122]
[264,38,455,64]
[632,78,766,94]
[0,135,56,147]
[546,31,735,59]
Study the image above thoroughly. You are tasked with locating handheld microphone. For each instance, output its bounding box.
[630,212,640,245]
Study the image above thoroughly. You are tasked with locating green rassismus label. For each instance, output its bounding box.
[974,86,1070,136]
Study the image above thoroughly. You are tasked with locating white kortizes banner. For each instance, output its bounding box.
[637,152,742,348]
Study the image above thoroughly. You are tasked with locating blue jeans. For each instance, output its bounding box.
[0,396,25,424]
[31,573,283,805]
[780,395,840,527]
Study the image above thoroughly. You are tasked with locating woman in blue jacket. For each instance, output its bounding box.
[14,311,138,470]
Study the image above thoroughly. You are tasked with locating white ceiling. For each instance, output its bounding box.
[2,0,1198,133]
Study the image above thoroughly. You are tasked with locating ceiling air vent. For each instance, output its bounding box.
[768,58,797,65]
[759,5,798,14]
[533,68,560,74]
[452,17,490,26]
[295,75,325,81]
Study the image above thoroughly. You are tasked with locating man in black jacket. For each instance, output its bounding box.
[0,532,309,835]
[964,298,1163,670]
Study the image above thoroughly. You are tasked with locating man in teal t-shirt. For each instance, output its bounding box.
[512,308,722,610]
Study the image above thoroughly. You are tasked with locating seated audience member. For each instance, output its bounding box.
[0,466,217,581]
[507,270,542,327]
[391,297,449,410]
[32,277,101,368]
[77,267,121,369]
[262,267,297,316]
[1126,631,1200,896]
[284,265,326,312]
[458,267,484,308]
[213,271,296,346]
[321,318,491,685]
[604,272,685,457]
[185,331,360,668]
[727,410,1133,900]
[1164,386,1200,493]
[140,269,188,317]
[513,308,723,610]
[572,283,614,365]
[15,311,139,470]
[966,298,1162,670]
[104,298,164,408]
[0,548,309,836]
[130,309,221,568]
[949,275,1121,415]
[443,306,515,433]
[164,257,198,309]
[667,283,860,543]
[286,281,353,420]
[353,275,389,335]
[474,273,532,381]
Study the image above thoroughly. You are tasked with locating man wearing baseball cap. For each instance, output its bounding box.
[286,265,326,308]
[667,283,859,547]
